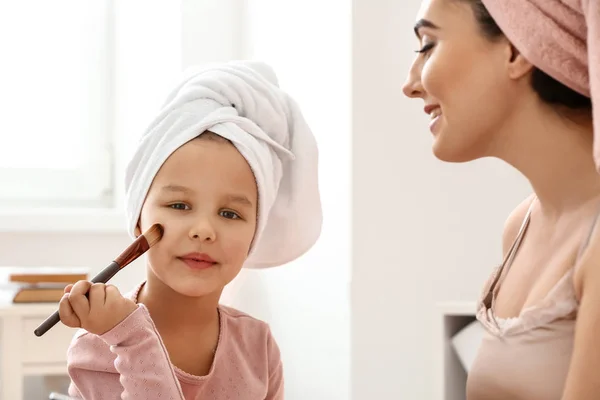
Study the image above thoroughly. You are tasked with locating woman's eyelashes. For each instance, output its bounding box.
[415,42,435,54]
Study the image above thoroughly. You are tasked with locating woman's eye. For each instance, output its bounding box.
[415,42,435,54]
[169,203,190,211]
[220,210,241,220]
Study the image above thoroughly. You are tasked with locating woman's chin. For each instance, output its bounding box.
[432,136,482,163]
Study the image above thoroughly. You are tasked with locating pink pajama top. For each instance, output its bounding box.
[66,283,284,399]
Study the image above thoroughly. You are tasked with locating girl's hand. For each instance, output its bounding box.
[58,280,138,335]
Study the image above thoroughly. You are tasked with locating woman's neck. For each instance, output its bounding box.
[495,98,600,217]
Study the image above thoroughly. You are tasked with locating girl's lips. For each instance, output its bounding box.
[180,252,215,263]
[179,257,217,270]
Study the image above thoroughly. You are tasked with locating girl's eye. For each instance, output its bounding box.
[415,42,435,54]
[169,203,190,211]
[220,210,241,220]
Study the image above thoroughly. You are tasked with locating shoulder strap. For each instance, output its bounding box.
[485,197,536,304]
[575,202,600,264]
[502,201,534,273]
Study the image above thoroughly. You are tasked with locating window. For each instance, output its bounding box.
[0,1,113,208]
[0,0,241,231]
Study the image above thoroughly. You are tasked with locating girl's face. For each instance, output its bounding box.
[402,0,519,162]
[137,134,258,298]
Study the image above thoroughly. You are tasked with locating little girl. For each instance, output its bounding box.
[58,61,322,399]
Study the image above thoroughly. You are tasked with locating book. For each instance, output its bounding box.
[9,271,87,284]
[13,286,65,303]
[1,266,88,284]
[0,267,89,303]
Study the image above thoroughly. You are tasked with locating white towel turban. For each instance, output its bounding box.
[124,61,322,268]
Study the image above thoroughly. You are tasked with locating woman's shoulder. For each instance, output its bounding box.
[573,200,600,298]
[501,194,535,256]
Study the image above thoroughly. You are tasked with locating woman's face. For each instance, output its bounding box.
[402,0,517,162]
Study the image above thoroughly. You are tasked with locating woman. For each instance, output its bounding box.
[403,0,600,399]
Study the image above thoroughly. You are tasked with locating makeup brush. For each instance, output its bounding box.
[33,223,163,337]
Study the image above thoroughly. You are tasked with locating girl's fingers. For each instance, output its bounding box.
[88,283,107,310]
[58,294,81,328]
[69,281,93,320]
[63,284,74,294]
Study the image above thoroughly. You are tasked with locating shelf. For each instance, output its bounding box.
[435,301,480,400]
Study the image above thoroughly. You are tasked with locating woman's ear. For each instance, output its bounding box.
[506,43,534,80]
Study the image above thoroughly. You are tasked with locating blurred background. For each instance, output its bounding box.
[0,1,530,399]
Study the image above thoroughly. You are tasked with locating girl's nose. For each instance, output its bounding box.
[189,218,216,242]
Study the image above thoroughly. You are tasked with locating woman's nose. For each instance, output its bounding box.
[402,64,424,99]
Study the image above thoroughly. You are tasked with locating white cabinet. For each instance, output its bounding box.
[0,300,74,400]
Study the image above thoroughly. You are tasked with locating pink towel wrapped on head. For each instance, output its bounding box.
[481,0,600,168]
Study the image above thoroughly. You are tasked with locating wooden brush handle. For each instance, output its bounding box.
[33,226,161,338]
[33,261,121,337]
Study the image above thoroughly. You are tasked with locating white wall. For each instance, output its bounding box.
[223,2,351,400]
[350,0,531,399]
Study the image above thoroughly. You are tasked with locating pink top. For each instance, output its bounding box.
[66,283,284,400]
[467,200,590,399]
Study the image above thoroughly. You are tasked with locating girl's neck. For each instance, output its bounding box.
[136,275,221,331]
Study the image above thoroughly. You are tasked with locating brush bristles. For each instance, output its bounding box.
[143,224,164,247]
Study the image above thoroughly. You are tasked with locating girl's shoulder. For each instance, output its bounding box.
[218,305,277,346]
[218,305,271,331]
[216,305,282,369]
